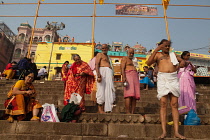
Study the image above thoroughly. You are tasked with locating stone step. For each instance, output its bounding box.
[1,89,210,100]
[77,113,210,125]
[0,103,209,116]
[0,134,208,140]
[1,108,210,125]
[0,120,209,139]
[1,89,209,98]
[115,94,210,102]
[1,80,210,89]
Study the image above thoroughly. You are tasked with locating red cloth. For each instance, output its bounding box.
[64,61,95,108]
[124,70,140,100]
[5,63,12,70]
[71,62,81,75]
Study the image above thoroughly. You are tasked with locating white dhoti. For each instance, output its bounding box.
[157,72,180,100]
[96,67,115,112]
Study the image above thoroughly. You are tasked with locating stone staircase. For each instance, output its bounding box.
[0,80,210,140]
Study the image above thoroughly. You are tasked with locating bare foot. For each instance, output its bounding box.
[174,133,186,140]
[98,105,105,114]
[99,111,105,114]
[71,120,77,123]
[143,88,148,90]
[158,133,167,139]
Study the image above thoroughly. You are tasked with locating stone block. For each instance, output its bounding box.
[0,120,17,134]
[175,125,210,139]
[0,134,48,140]
[145,124,172,138]
[53,122,82,135]
[47,135,82,140]
[16,121,54,135]
[108,124,146,138]
[82,136,106,140]
[82,123,108,136]
[0,134,27,140]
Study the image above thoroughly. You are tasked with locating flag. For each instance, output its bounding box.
[99,0,104,5]
[163,0,170,10]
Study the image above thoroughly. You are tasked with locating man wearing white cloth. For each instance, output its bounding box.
[146,39,186,139]
[95,44,115,113]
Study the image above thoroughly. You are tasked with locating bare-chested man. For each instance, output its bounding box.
[146,39,186,139]
[95,44,115,113]
[121,48,140,114]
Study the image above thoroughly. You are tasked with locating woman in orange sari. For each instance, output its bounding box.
[61,61,69,88]
[4,72,42,122]
[3,61,17,80]
[64,54,94,111]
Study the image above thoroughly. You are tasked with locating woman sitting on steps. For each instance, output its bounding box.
[4,72,42,123]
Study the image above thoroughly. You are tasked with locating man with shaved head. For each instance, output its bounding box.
[95,44,115,113]
[121,48,140,114]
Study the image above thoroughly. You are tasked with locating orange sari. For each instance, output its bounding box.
[64,61,94,111]
[4,80,42,120]
[61,64,69,81]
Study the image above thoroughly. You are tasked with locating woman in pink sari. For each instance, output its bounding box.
[178,51,197,111]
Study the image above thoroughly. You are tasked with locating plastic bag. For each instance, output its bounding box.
[41,103,60,122]
[184,109,200,125]
[178,106,191,115]
[69,93,82,105]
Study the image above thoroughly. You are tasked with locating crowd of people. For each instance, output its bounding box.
[1,57,48,80]
[3,39,203,139]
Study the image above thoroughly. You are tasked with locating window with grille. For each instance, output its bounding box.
[56,54,62,60]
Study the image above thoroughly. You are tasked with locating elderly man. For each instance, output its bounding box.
[146,39,186,139]
[64,54,95,112]
[95,44,115,113]
[121,48,140,114]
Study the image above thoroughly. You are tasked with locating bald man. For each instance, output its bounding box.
[121,48,140,114]
[95,44,115,113]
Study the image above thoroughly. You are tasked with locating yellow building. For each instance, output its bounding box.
[35,42,93,80]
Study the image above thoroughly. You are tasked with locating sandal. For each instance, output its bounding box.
[7,116,14,123]
[30,116,40,121]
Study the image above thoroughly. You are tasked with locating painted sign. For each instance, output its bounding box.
[116,5,158,15]
[59,46,77,50]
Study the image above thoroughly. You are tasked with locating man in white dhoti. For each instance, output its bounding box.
[95,44,115,113]
[146,39,186,139]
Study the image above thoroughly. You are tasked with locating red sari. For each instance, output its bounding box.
[64,61,94,111]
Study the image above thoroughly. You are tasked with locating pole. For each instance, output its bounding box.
[27,0,41,58]
[47,30,55,80]
[91,0,96,57]
[162,0,170,41]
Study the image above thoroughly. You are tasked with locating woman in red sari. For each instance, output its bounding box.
[61,61,69,88]
[64,54,94,111]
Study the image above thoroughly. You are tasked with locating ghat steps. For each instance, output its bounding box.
[0,80,209,140]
